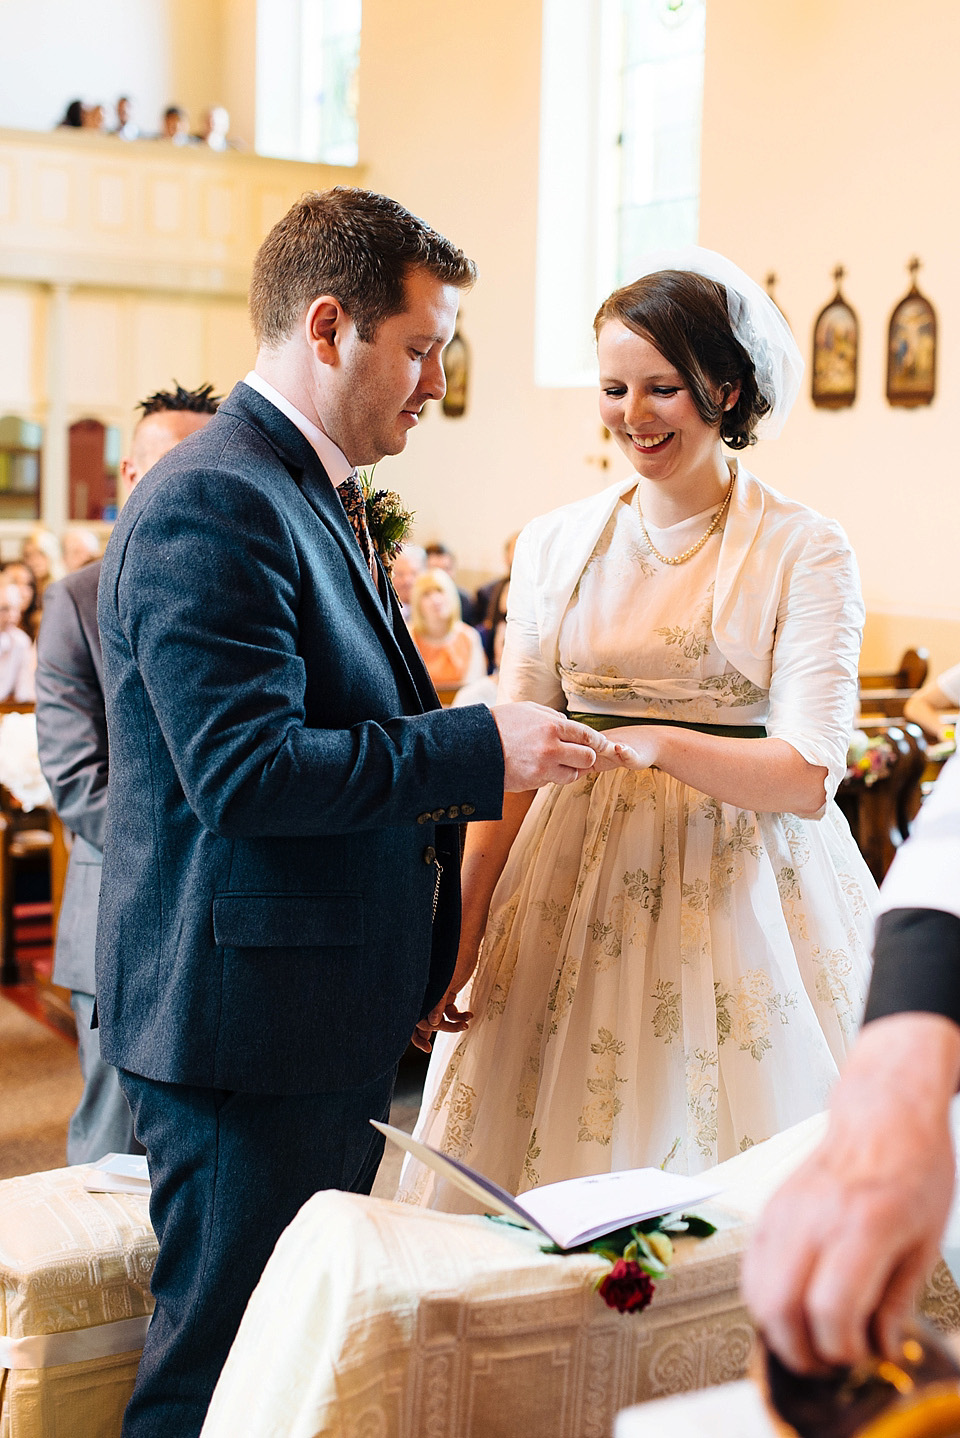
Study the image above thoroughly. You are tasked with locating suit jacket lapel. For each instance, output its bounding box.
[221,384,440,715]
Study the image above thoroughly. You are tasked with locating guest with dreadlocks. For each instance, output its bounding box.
[35,381,221,1164]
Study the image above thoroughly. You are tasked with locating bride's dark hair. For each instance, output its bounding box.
[593,271,770,450]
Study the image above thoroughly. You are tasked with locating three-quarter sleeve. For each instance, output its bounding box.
[764,520,864,808]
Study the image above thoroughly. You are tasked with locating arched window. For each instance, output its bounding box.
[536,0,706,387]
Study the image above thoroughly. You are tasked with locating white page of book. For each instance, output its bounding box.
[374,1122,718,1249]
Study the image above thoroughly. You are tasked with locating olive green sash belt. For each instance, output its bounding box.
[568,712,768,740]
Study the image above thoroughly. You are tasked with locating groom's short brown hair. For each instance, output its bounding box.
[250,186,476,348]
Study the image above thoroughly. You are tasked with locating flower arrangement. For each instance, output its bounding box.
[358,466,414,578]
[845,731,897,787]
[545,1210,716,1315]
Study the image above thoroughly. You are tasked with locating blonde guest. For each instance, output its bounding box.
[409,569,487,693]
[21,528,64,597]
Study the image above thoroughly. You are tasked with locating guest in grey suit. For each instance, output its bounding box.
[35,384,219,1164]
[96,188,620,1438]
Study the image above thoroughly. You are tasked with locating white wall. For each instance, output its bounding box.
[0,0,235,142]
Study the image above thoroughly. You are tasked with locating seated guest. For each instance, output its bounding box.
[0,583,35,701]
[425,540,478,625]
[452,619,505,710]
[57,99,84,129]
[1,562,40,640]
[113,95,139,141]
[61,525,102,573]
[21,527,64,600]
[904,661,960,741]
[197,105,234,151]
[83,103,107,132]
[159,105,192,145]
[391,542,426,621]
[409,568,487,693]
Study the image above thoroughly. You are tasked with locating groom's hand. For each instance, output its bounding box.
[493,703,621,791]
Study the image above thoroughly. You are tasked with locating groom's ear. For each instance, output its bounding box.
[305,295,345,366]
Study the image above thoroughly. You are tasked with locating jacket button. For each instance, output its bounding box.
[423,846,436,865]
[447,805,460,819]
[461,803,475,816]
[417,813,429,824]
[431,808,445,821]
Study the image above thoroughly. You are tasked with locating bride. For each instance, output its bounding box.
[399,249,876,1207]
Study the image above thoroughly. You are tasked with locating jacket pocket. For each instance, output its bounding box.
[212,893,363,948]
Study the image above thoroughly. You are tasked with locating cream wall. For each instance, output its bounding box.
[357,0,608,579]
[358,0,960,674]
[699,0,960,672]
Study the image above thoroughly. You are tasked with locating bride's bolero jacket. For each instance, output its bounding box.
[498,461,865,808]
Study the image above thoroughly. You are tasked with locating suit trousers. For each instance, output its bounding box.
[67,991,142,1165]
[118,1064,397,1438]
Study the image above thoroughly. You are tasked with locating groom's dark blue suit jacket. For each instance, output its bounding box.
[95,383,504,1094]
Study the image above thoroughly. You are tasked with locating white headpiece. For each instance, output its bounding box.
[627,245,804,439]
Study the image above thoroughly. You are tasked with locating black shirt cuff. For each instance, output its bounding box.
[863,908,960,1026]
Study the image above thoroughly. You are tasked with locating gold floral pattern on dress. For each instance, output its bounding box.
[728,969,797,1060]
[535,897,569,942]
[438,1072,479,1160]
[655,592,713,665]
[839,871,869,916]
[710,811,763,911]
[623,865,663,924]
[577,1028,627,1145]
[483,893,523,1016]
[686,1047,719,1157]
[781,815,812,869]
[516,1029,543,1119]
[700,672,767,707]
[714,982,732,1045]
[590,893,624,969]
[652,978,681,1042]
[776,865,809,941]
[812,946,857,1033]
[522,1129,542,1190]
[739,1136,756,1152]
[546,952,581,1036]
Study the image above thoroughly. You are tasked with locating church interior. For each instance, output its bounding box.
[3,2,960,1435]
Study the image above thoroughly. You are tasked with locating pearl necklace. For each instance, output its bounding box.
[635,470,735,567]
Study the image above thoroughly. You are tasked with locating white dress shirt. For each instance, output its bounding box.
[243,372,381,589]
[243,372,354,489]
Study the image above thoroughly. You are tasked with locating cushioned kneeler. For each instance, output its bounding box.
[0,1166,156,1438]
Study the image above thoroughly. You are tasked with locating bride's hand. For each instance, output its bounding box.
[410,937,481,1052]
[608,726,662,772]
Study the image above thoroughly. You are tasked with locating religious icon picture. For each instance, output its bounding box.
[442,327,469,418]
[812,266,858,409]
[887,258,936,407]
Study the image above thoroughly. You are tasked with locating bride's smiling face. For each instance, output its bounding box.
[597,320,730,484]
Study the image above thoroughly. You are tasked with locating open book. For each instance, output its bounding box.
[373,1121,719,1251]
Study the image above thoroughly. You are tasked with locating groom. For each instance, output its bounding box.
[96,186,615,1437]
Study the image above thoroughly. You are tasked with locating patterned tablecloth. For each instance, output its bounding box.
[0,1164,155,1438]
[199,1114,960,1438]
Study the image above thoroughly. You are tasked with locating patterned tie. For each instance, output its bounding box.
[338,473,374,570]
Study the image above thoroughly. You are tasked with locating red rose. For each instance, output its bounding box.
[596,1259,655,1314]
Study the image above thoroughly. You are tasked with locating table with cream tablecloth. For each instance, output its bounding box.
[200,1114,960,1438]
